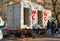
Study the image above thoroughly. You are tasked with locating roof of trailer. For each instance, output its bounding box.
[21,0,44,10]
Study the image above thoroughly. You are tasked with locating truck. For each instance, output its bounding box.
[6,0,52,37]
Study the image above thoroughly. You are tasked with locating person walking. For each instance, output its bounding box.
[47,20,52,37]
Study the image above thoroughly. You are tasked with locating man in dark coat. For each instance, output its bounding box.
[51,21,56,36]
[47,20,52,37]
[47,20,51,29]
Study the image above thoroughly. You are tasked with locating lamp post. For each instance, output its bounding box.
[51,0,57,20]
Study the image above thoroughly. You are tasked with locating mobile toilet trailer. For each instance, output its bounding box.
[7,1,43,29]
[7,0,51,37]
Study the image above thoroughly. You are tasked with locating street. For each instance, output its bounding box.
[0,37,60,41]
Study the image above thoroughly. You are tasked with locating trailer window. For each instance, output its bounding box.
[38,11,42,25]
[24,8,30,26]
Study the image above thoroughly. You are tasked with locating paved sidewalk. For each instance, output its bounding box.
[54,34,60,38]
[17,37,60,41]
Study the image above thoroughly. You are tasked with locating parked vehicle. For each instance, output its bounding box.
[0,30,3,39]
[2,27,8,37]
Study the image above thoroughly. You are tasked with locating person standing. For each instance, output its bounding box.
[51,21,56,36]
[47,20,52,37]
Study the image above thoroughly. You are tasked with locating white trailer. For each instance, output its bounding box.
[6,0,52,37]
[7,0,44,30]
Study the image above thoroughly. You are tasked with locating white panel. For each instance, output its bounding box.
[7,3,21,30]
[7,5,14,28]
[13,3,21,29]
[43,9,51,29]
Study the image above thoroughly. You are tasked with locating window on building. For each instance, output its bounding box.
[38,11,42,25]
[24,8,30,26]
